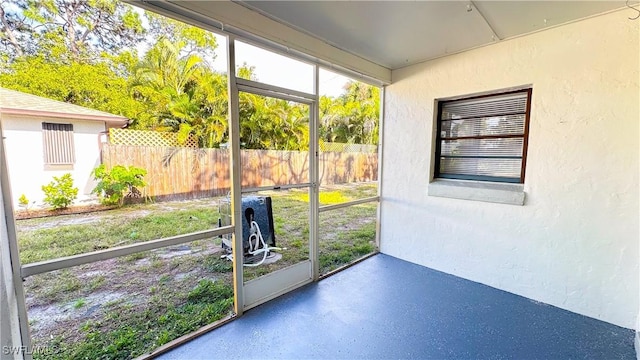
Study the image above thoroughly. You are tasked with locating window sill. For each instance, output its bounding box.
[44,164,74,171]
[428,179,525,206]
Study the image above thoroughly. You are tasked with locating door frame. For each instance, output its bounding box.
[227,36,320,313]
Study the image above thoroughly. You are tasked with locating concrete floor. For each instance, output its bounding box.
[158,254,636,359]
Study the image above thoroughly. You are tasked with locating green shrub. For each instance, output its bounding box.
[91,164,147,206]
[18,194,29,207]
[41,174,78,210]
[18,194,34,210]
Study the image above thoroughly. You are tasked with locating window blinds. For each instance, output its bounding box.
[42,123,75,165]
[436,90,531,183]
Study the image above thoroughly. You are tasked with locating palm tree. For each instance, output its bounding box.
[134,37,202,95]
[131,37,217,147]
[323,82,380,145]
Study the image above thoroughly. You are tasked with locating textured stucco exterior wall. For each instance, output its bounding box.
[380,10,639,329]
[1,115,105,207]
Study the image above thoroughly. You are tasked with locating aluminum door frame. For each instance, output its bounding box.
[227,36,319,312]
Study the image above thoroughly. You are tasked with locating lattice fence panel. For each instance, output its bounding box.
[110,128,198,148]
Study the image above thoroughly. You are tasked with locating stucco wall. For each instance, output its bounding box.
[380,10,639,329]
[1,115,105,207]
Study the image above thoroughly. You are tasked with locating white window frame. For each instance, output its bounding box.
[429,88,532,206]
[42,122,75,165]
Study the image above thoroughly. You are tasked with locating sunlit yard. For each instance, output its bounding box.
[18,183,377,359]
[0,1,382,358]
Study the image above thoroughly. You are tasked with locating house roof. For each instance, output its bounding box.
[0,87,128,125]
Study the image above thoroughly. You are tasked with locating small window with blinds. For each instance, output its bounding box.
[42,122,75,165]
[435,89,532,183]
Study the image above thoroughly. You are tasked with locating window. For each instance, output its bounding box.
[434,89,532,183]
[42,122,75,165]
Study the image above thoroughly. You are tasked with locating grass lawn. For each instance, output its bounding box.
[18,182,377,359]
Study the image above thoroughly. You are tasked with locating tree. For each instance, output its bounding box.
[145,11,217,66]
[0,0,381,151]
[190,69,229,147]
[319,95,340,142]
[0,0,145,62]
[0,55,144,122]
[130,38,282,149]
[319,82,380,145]
[130,37,211,142]
[0,0,28,57]
[262,98,309,150]
[133,38,203,97]
[0,1,148,124]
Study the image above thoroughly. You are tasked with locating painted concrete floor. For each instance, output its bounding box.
[158,254,635,360]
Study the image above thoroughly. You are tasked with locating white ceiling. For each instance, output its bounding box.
[238,1,635,70]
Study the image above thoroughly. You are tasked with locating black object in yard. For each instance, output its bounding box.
[219,196,276,263]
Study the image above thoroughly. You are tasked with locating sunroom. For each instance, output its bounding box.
[1,1,638,359]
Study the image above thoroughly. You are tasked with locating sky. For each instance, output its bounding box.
[216,36,352,98]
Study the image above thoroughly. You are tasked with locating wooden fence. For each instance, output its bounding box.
[101,144,378,200]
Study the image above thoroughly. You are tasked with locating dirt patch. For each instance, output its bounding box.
[158,246,194,259]
[24,240,231,342]
[29,291,127,333]
[19,214,106,231]
[15,204,117,220]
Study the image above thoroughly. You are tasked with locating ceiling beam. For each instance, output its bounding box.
[470,1,501,41]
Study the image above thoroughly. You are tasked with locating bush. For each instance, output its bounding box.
[18,194,29,207]
[91,164,147,206]
[41,174,78,210]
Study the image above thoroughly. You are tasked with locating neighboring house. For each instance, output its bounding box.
[0,87,128,208]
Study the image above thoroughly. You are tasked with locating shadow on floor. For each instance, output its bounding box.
[158,254,635,359]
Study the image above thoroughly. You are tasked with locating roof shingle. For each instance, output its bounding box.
[0,87,128,125]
